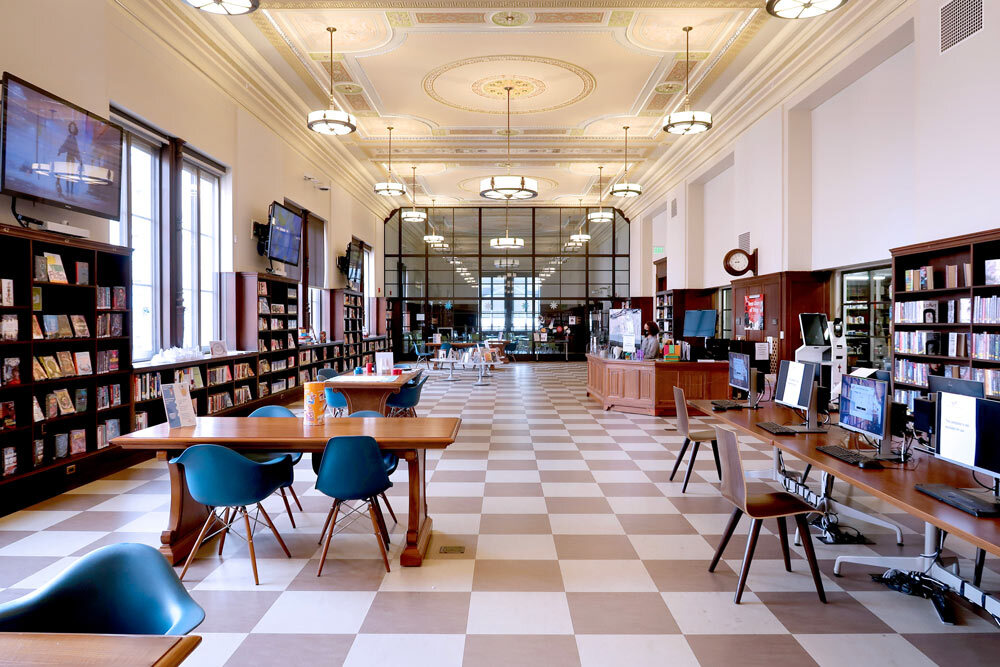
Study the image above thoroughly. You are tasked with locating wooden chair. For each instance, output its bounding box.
[669,386,721,493]
[709,425,826,604]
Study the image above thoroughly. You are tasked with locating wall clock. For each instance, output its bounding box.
[723,248,758,277]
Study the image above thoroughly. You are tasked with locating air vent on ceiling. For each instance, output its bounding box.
[670,198,678,217]
[940,0,982,53]
[738,232,751,253]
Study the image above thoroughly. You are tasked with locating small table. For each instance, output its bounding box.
[323,370,421,414]
[535,339,569,361]
[0,633,201,666]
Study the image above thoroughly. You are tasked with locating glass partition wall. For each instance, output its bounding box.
[385,206,630,359]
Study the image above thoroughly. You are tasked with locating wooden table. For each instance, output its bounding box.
[587,355,729,416]
[0,633,201,666]
[690,399,1000,618]
[322,369,420,414]
[112,416,461,567]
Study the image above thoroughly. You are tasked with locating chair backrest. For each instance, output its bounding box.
[316,367,338,381]
[673,386,691,437]
[440,342,452,354]
[315,435,391,501]
[714,426,747,510]
[170,444,290,507]
[324,387,347,409]
[249,405,296,418]
[0,543,204,635]
[409,336,426,355]
[348,410,385,418]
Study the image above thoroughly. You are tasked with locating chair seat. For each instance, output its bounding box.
[744,491,814,520]
[687,429,716,442]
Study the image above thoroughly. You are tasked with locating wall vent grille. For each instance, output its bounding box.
[670,198,678,217]
[738,232,751,252]
[941,0,982,53]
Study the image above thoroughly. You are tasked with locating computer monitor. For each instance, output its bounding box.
[838,374,889,442]
[873,369,891,383]
[927,375,985,399]
[936,393,1000,480]
[729,352,750,392]
[682,310,717,338]
[775,359,818,411]
[799,313,830,347]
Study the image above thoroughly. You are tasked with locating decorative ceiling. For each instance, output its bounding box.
[236,2,772,206]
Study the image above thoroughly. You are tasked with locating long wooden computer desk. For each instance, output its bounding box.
[689,399,1000,619]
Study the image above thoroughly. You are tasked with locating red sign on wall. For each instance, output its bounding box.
[744,293,764,331]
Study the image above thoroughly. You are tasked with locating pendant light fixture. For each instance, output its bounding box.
[663,27,713,136]
[402,166,427,223]
[374,126,406,197]
[480,87,538,200]
[489,198,525,249]
[610,126,642,198]
[423,198,444,244]
[570,199,590,244]
[766,0,848,19]
[588,166,613,223]
[307,27,357,136]
[183,0,259,15]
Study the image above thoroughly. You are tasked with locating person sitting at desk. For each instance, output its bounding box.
[641,321,661,359]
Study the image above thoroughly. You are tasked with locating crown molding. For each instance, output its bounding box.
[110,0,393,219]
[620,0,913,221]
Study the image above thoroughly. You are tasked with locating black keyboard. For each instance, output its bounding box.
[816,445,866,466]
[915,483,1000,518]
[757,421,797,435]
[711,400,743,410]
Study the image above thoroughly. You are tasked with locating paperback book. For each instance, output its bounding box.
[1,357,20,386]
[44,252,68,284]
[69,429,87,455]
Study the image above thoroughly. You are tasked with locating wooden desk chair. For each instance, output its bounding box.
[709,425,826,604]
[669,386,721,493]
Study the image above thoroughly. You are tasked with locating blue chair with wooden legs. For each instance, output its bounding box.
[410,336,433,368]
[244,405,303,528]
[315,435,393,575]
[317,368,348,417]
[0,543,204,635]
[503,340,518,362]
[386,374,429,418]
[173,445,293,586]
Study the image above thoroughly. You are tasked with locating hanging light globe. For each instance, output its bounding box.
[401,209,427,223]
[480,86,538,200]
[308,28,356,136]
[374,126,406,196]
[183,0,259,15]
[663,27,713,137]
[766,0,848,19]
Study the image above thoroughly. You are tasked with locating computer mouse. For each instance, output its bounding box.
[712,405,726,412]
[858,459,884,470]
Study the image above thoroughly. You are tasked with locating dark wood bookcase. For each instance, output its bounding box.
[654,258,669,334]
[0,225,140,512]
[890,228,1000,409]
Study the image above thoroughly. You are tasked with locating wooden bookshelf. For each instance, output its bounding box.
[890,228,1000,409]
[0,225,141,512]
[659,288,714,343]
[654,258,669,335]
[332,288,364,367]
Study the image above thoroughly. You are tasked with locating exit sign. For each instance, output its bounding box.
[653,246,664,254]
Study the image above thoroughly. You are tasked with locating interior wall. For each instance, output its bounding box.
[733,109,784,276]
[701,164,736,289]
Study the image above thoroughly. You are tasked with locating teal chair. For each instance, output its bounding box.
[173,445,293,586]
[0,543,204,635]
[386,374,428,418]
[315,435,393,575]
[246,405,303,528]
[317,368,348,417]
[409,336,433,368]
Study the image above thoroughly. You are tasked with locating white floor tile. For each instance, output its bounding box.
[253,591,377,634]
[467,592,573,634]
[577,635,698,667]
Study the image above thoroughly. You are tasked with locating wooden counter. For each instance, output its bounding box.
[586,354,729,416]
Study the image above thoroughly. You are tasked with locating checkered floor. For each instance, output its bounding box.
[1,362,998,666]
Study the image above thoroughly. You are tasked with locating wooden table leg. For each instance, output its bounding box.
[161,457,220,565]
[400,448,431,567]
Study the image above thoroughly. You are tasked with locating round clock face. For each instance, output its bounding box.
[729,252,749,272]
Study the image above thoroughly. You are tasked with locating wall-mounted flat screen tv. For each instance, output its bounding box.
[267,201,303,266]
[1,73,123,219]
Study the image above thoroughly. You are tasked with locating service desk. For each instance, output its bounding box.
[586,354,728,416]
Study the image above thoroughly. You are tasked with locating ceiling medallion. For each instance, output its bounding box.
[766,0,848,19]
[588,166,613,223]
[491,11,529,27]
[307,27,357,136]
[402,166,427,224]
[481,86,538,201]
[610,126,641,198]
[374,126,406,197]
[183,0,258,15]
[663,27,713,136]
[472,76,546,101]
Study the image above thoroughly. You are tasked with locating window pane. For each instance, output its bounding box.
[182,168,197,232]
[200,234,215,289]
[182,288,195,349]
[181,229,194,291]
[133,284,154,360]
[132,218,153,286]
[131,144,153,219]
[200,292,214,346]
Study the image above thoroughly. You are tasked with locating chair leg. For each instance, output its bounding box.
[735,518,763,604]
[669,438,691,481]
[287,484,303,511]
[179,508,217,581]
[318,503,337,545]
[776,516,792,572]
[710,507,743,572]
[369,499,391,573]
[257,502,291,558]
[795,513,827,603]
[974,548,987,587]
[710,440,722,480]
[380,492,398,524]
[278,487,296,529]
[317,501,341,577]
[217,507,232,556]
[681,441,701,494]
[242,507,260,586]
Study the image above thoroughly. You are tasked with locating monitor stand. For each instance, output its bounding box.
[787,381,827,434]
[744,369,762,410]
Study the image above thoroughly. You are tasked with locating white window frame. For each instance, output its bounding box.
[180,160,222,349]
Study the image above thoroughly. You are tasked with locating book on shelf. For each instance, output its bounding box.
[31,287,41,311]
[258,297,270,314]
[3,446,15,476]
[985,259,1000,286]
[69,428,86,455]
[96,424,106,450]
[134,372,162,401]
[39,355,62,379]
[74,388,88,412]
[207,365,233,386]
[74,351,92,375]
[234,362,254,380]
[57,315,73,338]
[972,333,1000,361]
[32,440,43,467]
[1,314,18,341]
[42,314,59,338]
[207,391,233,414]
[0,401,15,429]
[111,287,127,310]
[104,418,120,444]
[70,315,89,338]
[174,366,204,389]
[973,295,1000,324]
[258,317,269,331]
[56,351,76,376]
[54,388,75,415]
[271,303,285,315]
[33,256,47,282]
[134,411,149,430]
[54,433,68,459]
[0,279,13,306]
[75,262,89,285]
[95,349,119,373]
[2,357,20,386]
[44,252,68,284]
[32,396,44,422]
[31,315,42,339]
[234,385,252,405]
[96,384,122,410]
[45,393,57,419]
[96,287,111,310]
[31,357,45,381]
[257,281,268,296]
[287,288,297,299]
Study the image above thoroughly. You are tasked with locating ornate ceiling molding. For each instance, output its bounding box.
[260,2,762,8]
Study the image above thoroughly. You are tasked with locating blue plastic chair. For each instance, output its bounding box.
[386,374,429,418]
[317,368,349,416]
[504,340,518,362]
[316,367,338,380]
[0,543,204,635]
[315,435,393,574]
[410,336,432,368]
[245,405,303,528]
[172,444,293,586]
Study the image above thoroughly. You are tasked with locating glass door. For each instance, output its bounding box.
[841,267,891,368]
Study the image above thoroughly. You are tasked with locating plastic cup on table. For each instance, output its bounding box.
[353,367,363,375]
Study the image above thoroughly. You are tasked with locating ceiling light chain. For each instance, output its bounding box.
[663,26,713,136]
[588,166,613,223]
[307,27,357,136]
[611,126,642,197]
[374,126,406,196]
